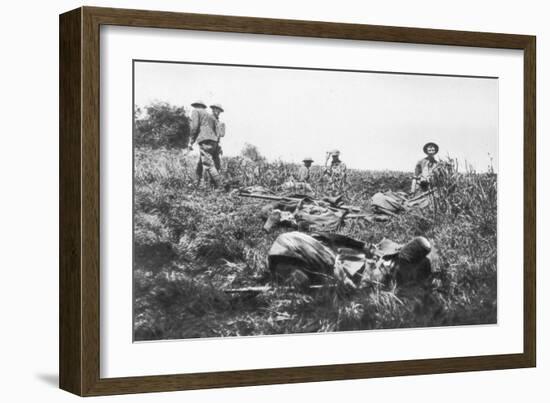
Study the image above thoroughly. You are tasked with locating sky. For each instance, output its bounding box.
[134,61,498,173]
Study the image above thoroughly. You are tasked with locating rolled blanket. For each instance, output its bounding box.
[268,231,336,280]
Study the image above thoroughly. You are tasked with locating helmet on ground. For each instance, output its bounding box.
[398,237,432,263]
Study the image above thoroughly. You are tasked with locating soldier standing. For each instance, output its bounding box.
[323,150,347,195]
[210,103,225,175]
[189,100,223,188]
[297,157,314,183]
[410,142,439,194]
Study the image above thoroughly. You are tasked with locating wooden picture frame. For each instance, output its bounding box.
[59,6,536,396]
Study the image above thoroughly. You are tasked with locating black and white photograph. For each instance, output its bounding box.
[1,0,543,400]
[132,60,498,341]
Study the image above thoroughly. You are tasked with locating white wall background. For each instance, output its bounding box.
[0,0,546,402]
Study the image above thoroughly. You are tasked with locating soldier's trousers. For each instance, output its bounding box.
[196,140,222,187]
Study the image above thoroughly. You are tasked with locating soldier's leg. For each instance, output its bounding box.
[198,144,214,187]
[212,149,224,187]
[208,165,222,188]
[213,147,222,172]
[195,156,203,185]
[199,143,222,188]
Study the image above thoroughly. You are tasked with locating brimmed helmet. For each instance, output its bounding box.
[210,103,224,112]
[191,100,207,108]
[423,142,439,155]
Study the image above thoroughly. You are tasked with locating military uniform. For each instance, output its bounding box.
[411,142,440,193]
[415,157,438,178]
[411,156,438,192]
[189,106,222,187]
[212,118,225,174]
[324,151,347,195]
[297,166,311,182]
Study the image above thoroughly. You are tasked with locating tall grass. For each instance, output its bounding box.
[133,148,497,340]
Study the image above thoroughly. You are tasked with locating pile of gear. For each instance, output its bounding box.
[268,231,435,290]
[238,185,434,232]
[239,187,352,233]
[369,189,434,221]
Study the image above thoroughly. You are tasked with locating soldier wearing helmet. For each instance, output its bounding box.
[297,157,314,183]
[188,100,223,188]
[411,142,440,194]
[210,103,226,179]
[323,150,347,195]
[210,103,225,138]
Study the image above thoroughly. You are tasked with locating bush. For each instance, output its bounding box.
[240,143,266,163]
[135,102,190,149]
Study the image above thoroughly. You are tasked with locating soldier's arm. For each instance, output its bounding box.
[217,122,225,138]
[297,167,307,182]
[189,110,200,144]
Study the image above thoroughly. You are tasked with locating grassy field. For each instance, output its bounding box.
[133,147,497,341]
